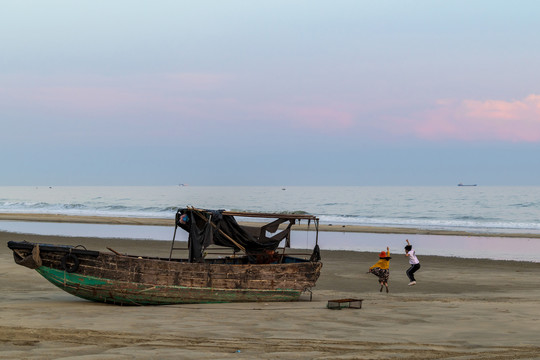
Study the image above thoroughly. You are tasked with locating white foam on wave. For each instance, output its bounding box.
[2,185,540,235]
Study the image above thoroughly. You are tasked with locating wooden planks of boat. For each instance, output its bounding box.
[7,208,323,305]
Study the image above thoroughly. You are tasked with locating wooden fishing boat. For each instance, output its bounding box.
[7,208,322,305]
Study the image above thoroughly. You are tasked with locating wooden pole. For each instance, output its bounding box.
[169,221,178,261]
[107,247,124,256]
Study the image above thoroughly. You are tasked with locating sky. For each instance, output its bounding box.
[1,0,540,186]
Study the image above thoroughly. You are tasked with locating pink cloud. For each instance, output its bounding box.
[0,72,233,116]
[409,94,540,142]
[0,73,244,139]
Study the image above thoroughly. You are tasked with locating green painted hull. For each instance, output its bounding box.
[36,266,301,305]
[8,240,322,306]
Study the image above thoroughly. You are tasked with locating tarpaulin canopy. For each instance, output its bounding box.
[175,208,318,262]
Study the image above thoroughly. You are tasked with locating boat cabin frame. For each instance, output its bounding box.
[169,207,320,263]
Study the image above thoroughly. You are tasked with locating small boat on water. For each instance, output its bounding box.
[458,183,477,186]
[7,208,322,305]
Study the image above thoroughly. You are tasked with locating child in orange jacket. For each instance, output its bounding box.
[368,246,391,293]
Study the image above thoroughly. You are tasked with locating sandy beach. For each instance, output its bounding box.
[1,227,539,360]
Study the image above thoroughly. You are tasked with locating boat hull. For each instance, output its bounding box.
[8,241,322,305]
[36,267,302,305]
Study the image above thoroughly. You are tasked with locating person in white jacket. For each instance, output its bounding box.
[404,239,421,286]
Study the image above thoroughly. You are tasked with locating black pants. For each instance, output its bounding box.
[406,263,421,282]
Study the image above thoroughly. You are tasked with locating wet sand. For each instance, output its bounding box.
[1,230,539,359]
[2,212,539,238]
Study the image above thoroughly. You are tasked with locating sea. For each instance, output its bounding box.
[1,186,540,262]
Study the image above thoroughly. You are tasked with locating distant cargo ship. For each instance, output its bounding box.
[458,183,477,186]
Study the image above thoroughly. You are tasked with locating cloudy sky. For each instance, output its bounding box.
[1,0,539,186]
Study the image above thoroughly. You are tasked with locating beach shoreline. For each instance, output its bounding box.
[2,212,539,239]
[1,231,539,359]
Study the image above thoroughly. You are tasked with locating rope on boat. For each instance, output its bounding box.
[61,249,80,273]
